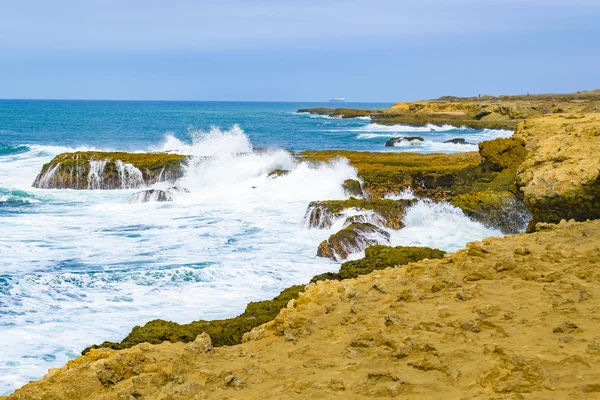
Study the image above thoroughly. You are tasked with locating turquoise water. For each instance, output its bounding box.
[0,101,510,394]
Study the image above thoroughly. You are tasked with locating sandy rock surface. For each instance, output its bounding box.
[515,114,600,224]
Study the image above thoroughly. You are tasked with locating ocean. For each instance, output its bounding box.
[0,100,512,394]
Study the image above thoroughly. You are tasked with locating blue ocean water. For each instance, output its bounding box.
[0,100,510,151]
[0,100,511,394]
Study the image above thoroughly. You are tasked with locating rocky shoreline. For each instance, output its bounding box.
[298,90,600,129]
[5,92,600,399]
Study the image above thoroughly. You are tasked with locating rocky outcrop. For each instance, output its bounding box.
[341,179,363,197]
[514,114,600,226]
[316,223,391,261]
[478,137,528,173]
[8,219,600,400]
[305,198,415,230]
[298,90,600,129]
[299,150,481,199]
[82,285,305,354]
[312,244,445,282]
[448,137,531,233]
[384,136,424,147]
[32,152,187,189]
[450,190,531,234]
[127,187,190,203]
[444,138,473,145]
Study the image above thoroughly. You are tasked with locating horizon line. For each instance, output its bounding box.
[0,98,396,103]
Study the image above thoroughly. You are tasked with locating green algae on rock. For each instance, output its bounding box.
[83,285,305,355]
[312,244,446,282]
[32,151,187,189]
[306,198,415,230]
[300,150,481,199]
[478,137,528,173]
[450,190,531,234]
[341,179,363,197]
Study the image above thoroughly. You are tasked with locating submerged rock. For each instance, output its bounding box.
[127,187,190,203]
[32,151,187,190]
[316,223,391,261]
[305,198,415,230]
[385,136,425,147]
[267,169,290,179]
[444,138,473,145]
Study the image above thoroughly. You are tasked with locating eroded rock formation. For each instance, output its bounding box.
[305,198,415,230]
[316,223,391,261]
[514,114,600,226]
[32,152,187,189]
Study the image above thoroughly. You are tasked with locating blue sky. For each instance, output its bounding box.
[0,0,598,101]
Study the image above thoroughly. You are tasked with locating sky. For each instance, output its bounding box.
[0,0,598,101]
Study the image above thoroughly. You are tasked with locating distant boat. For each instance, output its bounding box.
[329,97,346,103]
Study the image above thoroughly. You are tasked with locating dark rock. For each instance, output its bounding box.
[267,169,290,178]
[443,138,473,145]
[316,223,391,261]
[385,136,425,147]
[127,187,189,203]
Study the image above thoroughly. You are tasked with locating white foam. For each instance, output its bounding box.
[389,138,479,152]
[389,200,502,252]
[115,160,145,189]
[383,188,417,200]
[156,125,253,156]
[353,123,462,133]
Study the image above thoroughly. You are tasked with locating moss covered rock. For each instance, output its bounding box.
[316,223,391,261]
[299,150,480,199]
[33,152,187,189]
[450,190,531,234]
[478,138,527,172]
[305,198,415,230]
[342,179,363,197]
[83,285,304,355]
[312,244,445,282]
